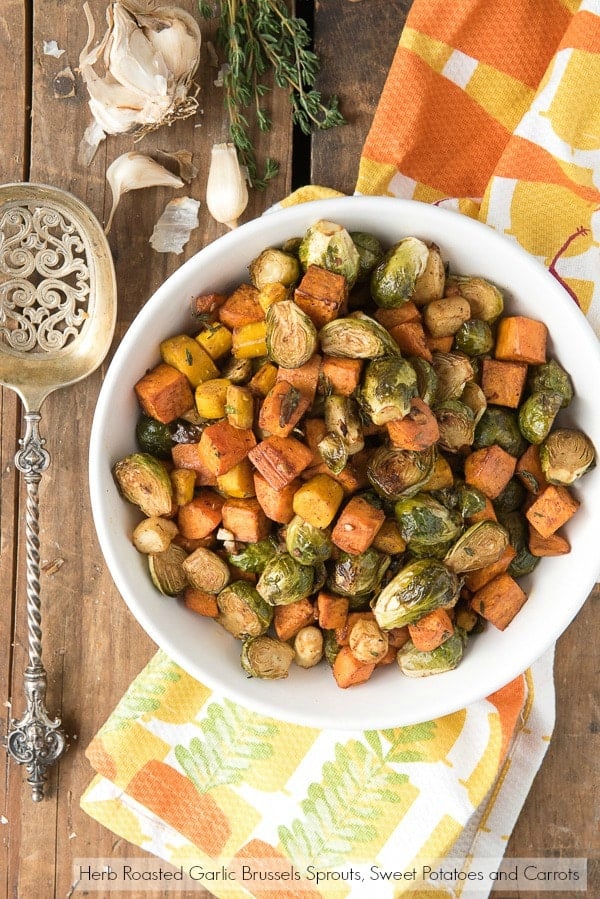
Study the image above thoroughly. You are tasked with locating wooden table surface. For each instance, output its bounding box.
[0,2,597,897]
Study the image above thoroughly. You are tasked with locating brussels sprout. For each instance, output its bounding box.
[228,537,279,574]
[113,453,173,518]
[455,482,487,518]
[183,547,231,593]
[266,300,317,368]
[370,237,430,308]
[434,400,476,454]
[350,231,385,283]
[396,630,466,677]
[474,407,527,457]
[318,432,349,474]
[294,626,324,668]
[453,319,494,356]
[323,628,342,666]
[432,352,474,403]
[220,356,253,384]
[286,515,333,566]
[395,494,463,550]
[409,356,438,406]
[492,478,526,514]
[539,428,595,485]
[298,219,361,286]
[372,559,460,629]
[136,414,172,459]
[282,235,302,257]
[348,618,389,663]
[412,242,446,304]
[319,311,400,358]
[461,380,487,426]
[256,553,314,605]
[248,247,301,289]
[528,359,573,409]
[324,394,364,455]
[367,445,436,500]
[497,511,540,578]
[328,548,390,598]
[217,581,273,638]
[518,392,562,445]
[444,520,509,573]
[241,635,295,679]
[447,275,504,322]
[148,543,188,596]
[359,357,418,425]
[170,417,205,444]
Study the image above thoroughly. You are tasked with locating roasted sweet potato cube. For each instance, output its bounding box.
[374,303,421,328]
[464,445,517,499]
[320,356,363,397]
[516,444,548,495]
[481,358,528,408]
[273,598,316,641]
[276,353,321,403]
[388,321,432,361]
[408,608,454,652]
[331,496,385,554]
[470,573,528,631]
[258,380,311,437]
[528,524,571,557]
[495,316,547,365]
[525,484,580,537]
[218,283,264,329]
[183,588,219,618]
[294,265,348,328]
[386,397,440,450]
[134,363,194,424]
[463,544,516,592]
[248,435,314,489]
[332,646,376,688]
[177,490,224,539]
[221,497,271,543]
[171,443,218,487]
[316,591,349,630]
[198,420,257,476]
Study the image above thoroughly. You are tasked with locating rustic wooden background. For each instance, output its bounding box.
[0,1,597,897]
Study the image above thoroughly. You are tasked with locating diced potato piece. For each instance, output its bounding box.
[388,321,432,361]
[195,322,233,360]
[292,473,345,528]
[528,524,571,557]
[332,646,375,688]
[160,335,219,387]
[258,380,310,437]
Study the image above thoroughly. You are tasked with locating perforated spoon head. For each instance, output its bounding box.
[0,183,117,411]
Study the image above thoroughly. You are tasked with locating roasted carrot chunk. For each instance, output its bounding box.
[134,363,194,424]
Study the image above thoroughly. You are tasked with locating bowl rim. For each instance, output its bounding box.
[90,195,600,729]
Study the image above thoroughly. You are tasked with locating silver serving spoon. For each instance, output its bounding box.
[0,183,116,800]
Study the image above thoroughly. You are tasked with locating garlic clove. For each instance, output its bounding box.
[105,151,184,234]
[108,3,169,98]
[139,7,202,81]
[205,142,249,230]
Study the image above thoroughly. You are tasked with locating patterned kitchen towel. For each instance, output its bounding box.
[81,0,600,894]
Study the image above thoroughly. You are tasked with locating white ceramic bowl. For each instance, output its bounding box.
[90,196,600,729]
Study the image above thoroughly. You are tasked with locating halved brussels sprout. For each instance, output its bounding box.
[298,219,361,286]
[396,630,466,677]
[136,414,172,459]
[256,553,314,605]
[447,275,504,322]
[241,635,295,679]
[266,300,317,369]
[492,478,526,514]
[248,247,301,289]
[518,392,562,445]
[434,400,476,454]
[324,394,364,455]
[497,510,540,578]
[328,549,390,598]
[453,319,494,356]
[221,356,253,384]
[286,515,333,566]
[359,357,418,425]
[367,445,436,500]
[319,311,400,358]
[432,352,474,403]
[432,482,487,519]
[113,452,173,518]
[318,432,349,474]
[228,537,280,574]
[539,428,595,485]
[370,237,430,308]
[460,381,487,426]
[217,581,273,638]
[412,242,446,304]
[148,543,188,596]
[475,407,527,457]
[350,231,385,283]
[183,546,231,593]
[410,356,438,406]
[372,558,461,629]
[528,359,573,409]
[395,493,463,550]
[444,520,509,573]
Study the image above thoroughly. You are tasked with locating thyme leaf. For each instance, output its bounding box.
[200,0,345,189]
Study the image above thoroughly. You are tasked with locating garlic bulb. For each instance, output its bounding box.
[105,151,184,233]
[205,143,249,230]
[79,1,201,159]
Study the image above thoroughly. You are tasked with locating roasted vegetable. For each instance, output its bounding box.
[539,428,595,485]
[394,494,462,552]
[453,319,494,356]
[528,359,573,409]
[367,445,436,500]
[432,352,474,403]
[286,515,333,565]
[241,634,295,678]
[444,520,509,573]
[132,516,178,554]
[324,394,364,455]
[293,626,324,668]
[249,247,301,289]
[474,407,527,457]
[328,548,390,598]
[298,219,361,287]
[318,432,348,474]
[113,453,173,517]
[518,391,562,445]
[148,543,188,596]
[136,414,172,459]
[370,237,430,308]
[497,510,540,578]
[410,356,438,406]
[319,311,399,358]
[228,537,279,573]
[396,630,466,677]
[348,618,389,663]
[434,400,476,454]
[217,581,273,638]
[447,275,504,322]
[183,547,231,593]
[350,231,385,283]
[265,299,317,368]
[359,357,418,424]
[256,553,315,605]
[372,559,461,629]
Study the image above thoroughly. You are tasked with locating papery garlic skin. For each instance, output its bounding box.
[105,151,184,233]
[79,1,201,156]
[206,143,249,230]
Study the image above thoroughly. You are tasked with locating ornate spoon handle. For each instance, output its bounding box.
[5,411,68,801]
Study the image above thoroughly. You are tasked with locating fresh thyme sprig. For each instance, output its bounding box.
[199,0,345,189]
